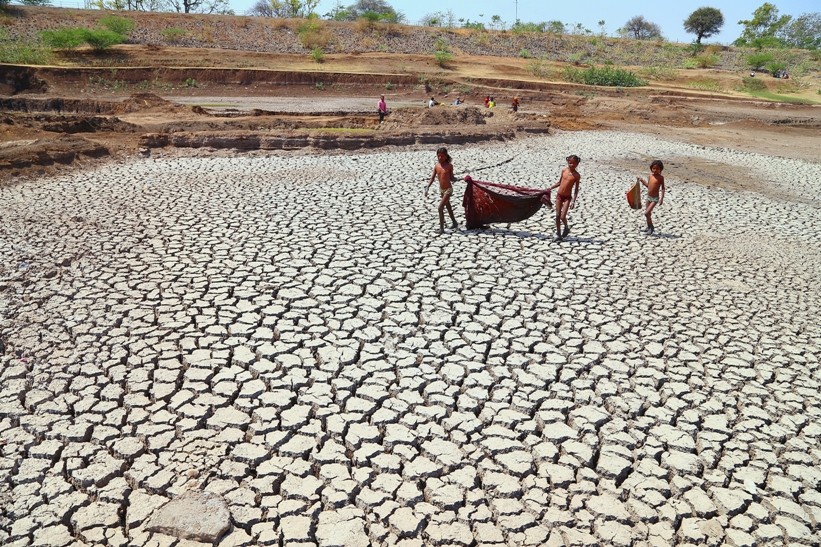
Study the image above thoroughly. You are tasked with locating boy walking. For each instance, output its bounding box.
[637,160,665,234]
[548,155,581,241]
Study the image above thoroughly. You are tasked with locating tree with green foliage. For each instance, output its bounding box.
[621,16,662,40]
[778,12,821,50]
[684,7,724,44]
[19,0,53,6]
[734,3,791,47]
[332,0,403,23]
[0,0,10,8]
[248,0,317,17]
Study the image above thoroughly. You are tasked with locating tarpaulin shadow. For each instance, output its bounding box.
[461,227,607,245]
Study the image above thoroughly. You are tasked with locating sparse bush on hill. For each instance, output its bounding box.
[83,29,124,51]
[434,48,452,68]
[526,57,553,79]
[98,15,134,37]
[298,19,331,50]
[310,46,324,63]
[690,53,720,68]
[161,27,187,43]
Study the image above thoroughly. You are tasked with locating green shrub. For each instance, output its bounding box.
[746,52,774,70]
[310,47,325,63]
[82,29,124,52]
[433,37,452,68]
[519,48,531,59]
[692,53,719,68]
[298,20,331,50]
[161,27,187,43]
[184,77,197,87]
[527,57,553,78]
[434,49,453,67]
[41,28,87,50]
[766,61,787,75]
[98,16,134,36]
[563,65,646,87]
[385,81,393,90]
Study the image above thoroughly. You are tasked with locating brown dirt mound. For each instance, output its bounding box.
[387,106,491,127]
[0,134,109,174]
[111,93,182,114]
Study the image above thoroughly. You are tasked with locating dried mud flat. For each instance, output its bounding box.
[1,102,821,547]
[3,7,821,543]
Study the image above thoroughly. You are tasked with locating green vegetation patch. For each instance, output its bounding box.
[0,28,51,64]
[563,65,646,87]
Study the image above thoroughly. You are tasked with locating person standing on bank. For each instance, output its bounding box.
[377,95,388,123]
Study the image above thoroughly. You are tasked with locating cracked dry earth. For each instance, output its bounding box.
[1,130,820,547]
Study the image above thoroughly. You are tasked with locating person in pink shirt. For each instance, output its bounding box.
[377,95,388,123]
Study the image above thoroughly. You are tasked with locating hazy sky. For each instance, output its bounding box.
[229,0,817,44]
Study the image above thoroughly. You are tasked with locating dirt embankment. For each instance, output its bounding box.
[1,6,819,183]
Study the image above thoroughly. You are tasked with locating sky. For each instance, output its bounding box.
[228,0,818,44]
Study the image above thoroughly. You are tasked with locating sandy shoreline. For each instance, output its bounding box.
[1,131,819,545]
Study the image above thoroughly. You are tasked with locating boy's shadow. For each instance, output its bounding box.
[647,231,682,240]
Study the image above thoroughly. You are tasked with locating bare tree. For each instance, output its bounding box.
[621,15,662,40]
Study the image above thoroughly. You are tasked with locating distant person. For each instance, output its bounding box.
[428,96,438,108]
[511,96,519,112]
[425,147,459,235]
[454,97,463,106]
[484,96,490,108]
[377,94,388,123]
[488,97,496,108]
[547,155,581,242]
[637,159,665,235]
[750,71,755,77]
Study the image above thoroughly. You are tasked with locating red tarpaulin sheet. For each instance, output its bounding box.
[462,175,551,229]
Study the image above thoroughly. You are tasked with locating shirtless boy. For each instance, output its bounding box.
[548,154,581,241]
[637,160,665,234]
[425,147,459,234]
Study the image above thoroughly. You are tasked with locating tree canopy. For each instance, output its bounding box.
[620,16,662,40]
[734,3,791,47]
[325,0,403,22]
[778,12,821,50]
[683,7,724,44]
